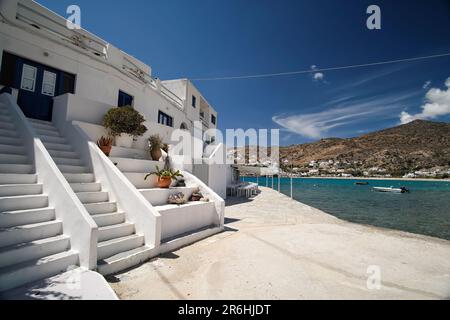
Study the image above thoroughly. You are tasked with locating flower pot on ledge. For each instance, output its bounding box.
[99,145,112,157]
[157,176,172,188]
[151,148,162,161]
[115,134,133,148]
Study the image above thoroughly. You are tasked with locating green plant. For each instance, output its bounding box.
[148,134,163,151]
[97,136,113,147]
[103,106,147,137]
[144,165,183,180]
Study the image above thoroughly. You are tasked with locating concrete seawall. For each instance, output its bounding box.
[110,187,450,300]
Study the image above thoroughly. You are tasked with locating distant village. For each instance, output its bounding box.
[281,159,450,179]
[229,150,450,179]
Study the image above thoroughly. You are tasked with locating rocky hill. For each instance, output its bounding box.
[279,120,450,175]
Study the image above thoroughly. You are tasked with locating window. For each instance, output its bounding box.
[41,71,57,96]
[211,114,216,125]
[20,64,37,92]
[118,90,134,107]
[61,72,76,94]
[158,110,173,127]
[192,95,196,108]
[0,52,18,88]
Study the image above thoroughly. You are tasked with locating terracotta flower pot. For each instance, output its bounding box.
[99,145,112,157]
[151,148,162,161]
[157,176,172,188]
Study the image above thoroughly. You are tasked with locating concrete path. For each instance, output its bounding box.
[109,187,450,300]
[1,269,118,300]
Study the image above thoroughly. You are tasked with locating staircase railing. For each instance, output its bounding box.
[0,92,98,269]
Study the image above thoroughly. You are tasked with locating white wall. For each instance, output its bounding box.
[1,92,98,269]
[0,4,193,139]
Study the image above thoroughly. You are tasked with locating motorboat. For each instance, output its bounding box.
[373,186,409,193]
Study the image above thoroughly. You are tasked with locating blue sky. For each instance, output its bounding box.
[38,0,450,145]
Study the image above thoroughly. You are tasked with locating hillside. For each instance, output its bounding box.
[279,120,450,175]
[229,120,450,176]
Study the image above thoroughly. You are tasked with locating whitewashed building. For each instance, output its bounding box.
[0,0,226,296]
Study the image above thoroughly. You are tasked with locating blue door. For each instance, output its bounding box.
[15,58,59,121]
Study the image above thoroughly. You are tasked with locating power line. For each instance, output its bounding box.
[191,52,450,81]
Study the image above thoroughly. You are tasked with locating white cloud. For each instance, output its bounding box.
[273,92,417,139]
[313,72,324,81]
[400,77,450,124]
[310,65,325,82]
[423,80,432,89]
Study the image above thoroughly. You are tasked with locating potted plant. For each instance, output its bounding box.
[103,106,147,148]
[144,165,183,189]
[97,136,113,156]
[148,134,163,161]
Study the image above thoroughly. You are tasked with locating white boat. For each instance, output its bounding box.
[373,186,409,193]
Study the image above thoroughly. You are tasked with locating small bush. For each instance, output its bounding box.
[148,134,163,151]
[103,106,147,137]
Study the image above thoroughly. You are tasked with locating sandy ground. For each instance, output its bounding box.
[109,187,450,300]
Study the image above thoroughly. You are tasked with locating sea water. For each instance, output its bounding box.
[245,177,450,241]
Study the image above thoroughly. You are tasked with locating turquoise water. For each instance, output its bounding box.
[243,177,450,241]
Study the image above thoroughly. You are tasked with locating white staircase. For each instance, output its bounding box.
[0,106,78,292]
[29,119,153,275]
[112,156,220,243]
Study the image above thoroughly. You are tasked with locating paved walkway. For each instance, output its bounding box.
[109,187,450,300]
[1,269,118,300]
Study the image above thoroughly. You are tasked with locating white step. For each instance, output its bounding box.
[98,223,135,242]
[109,146,150,159]
[76,191,109,204]
[0,164,33,174]
[0,235,70,268]
[57,164,89,174]
[0,207,55,228]
[35,128,60,137]
[0,144,26,155]
[0,194,48,212]
[97,234,144,260]
[0,153,29,164]
[53,157,83,166]
[48,149,78,159]
[92,212,126,228]
[70,182,102,193]
[0,114,12,122]
[110,157,162,173]
[63,173,95,183]
[0,220,62,247]
[139,187,197,206]
[0,128,18,138]
[155,202,217,241]
[0,184,42,197]
[97,246,154,276]
[0,174,37,185]
[160,226,222,253]
[123,172,155,189]
[0,136,21,146]
[0,120,15,130]
[0,108,9,115]
[28,119,54,131]
[84,202,117,215]
[43,142,72,152]
[0,250,79,292]
[40,135,67,144]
